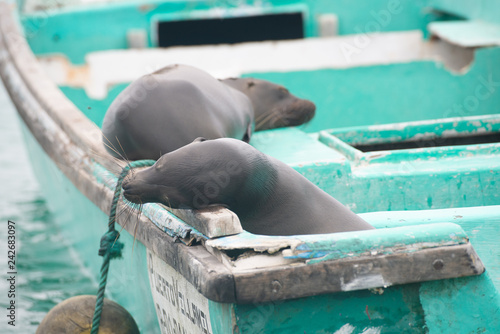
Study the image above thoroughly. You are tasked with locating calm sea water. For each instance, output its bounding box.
[0,80,96,333]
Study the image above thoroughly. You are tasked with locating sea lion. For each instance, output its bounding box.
[102,64,316,160]
[221,77,316,131]
[121,138,374,236]
[102,64,253,160]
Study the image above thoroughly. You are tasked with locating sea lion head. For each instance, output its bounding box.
[121,138,259,210]
[221,78,316,131]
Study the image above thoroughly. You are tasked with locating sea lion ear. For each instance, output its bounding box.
[192,137,207,143]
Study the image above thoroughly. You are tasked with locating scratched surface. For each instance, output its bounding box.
[233,283,426,333]
[207,222,469,261]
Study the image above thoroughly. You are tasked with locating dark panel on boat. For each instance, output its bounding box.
[354,132,500,152]
[157,12,304,47]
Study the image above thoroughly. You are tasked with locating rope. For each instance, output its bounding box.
[91,160,156,334]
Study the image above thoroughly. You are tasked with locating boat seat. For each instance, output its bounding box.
[250,127,345,166]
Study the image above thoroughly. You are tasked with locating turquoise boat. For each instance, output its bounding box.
[1,0,499,332]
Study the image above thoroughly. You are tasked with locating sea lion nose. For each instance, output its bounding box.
[287,99,316,124]
[301,99,316,116]
[121,176,134,190]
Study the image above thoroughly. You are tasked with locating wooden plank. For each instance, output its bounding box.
[233,244,484,303]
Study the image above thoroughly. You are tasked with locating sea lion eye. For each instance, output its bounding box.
[247,81,255,88]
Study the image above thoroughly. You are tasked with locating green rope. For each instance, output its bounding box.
[91,159,156,334]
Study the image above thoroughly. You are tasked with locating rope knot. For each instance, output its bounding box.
[98,230,124,258]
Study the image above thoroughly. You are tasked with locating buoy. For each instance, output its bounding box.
[36,295,140,334]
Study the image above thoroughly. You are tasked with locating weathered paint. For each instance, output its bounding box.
[234,283,427,333]
[207,223,469,262]
[327,114,500,148]
[206,231,299,254]
[285,223,468,263]
[420,273,500,333]
[360,206,500,292]
[231,272,500,333]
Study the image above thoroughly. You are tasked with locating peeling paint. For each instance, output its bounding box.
[341,274,387,292]
[206,232,301,254]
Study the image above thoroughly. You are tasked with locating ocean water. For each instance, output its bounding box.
[0,80,96,333]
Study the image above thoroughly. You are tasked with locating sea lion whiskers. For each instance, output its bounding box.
[102,133,130,164]
[255,108,283,130]
[113,203,134,224]
[89,146,125,175]
[111,207,130,240]
[114,136,134,170]
[113,199,137,227]
[117,197,144,255]
[131,201,143,254]
[101,133,136,177]
[254,109,273,124]
[161,194,172,209]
